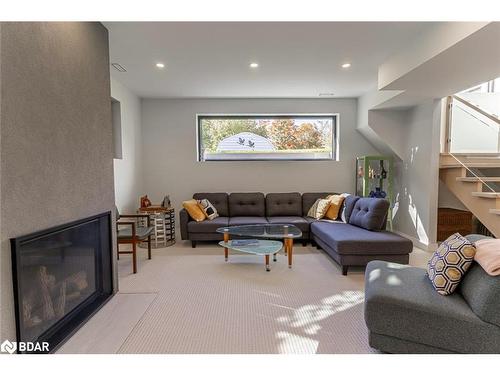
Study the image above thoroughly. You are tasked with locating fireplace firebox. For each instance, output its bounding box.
[10,212,114,353]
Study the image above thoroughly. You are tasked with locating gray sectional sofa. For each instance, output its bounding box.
[180,192,413,275]
[364,235,500,353]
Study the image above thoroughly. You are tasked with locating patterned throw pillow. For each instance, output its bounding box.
[427,233,476,295]
[197,199,219,220]
[307,198,332,220]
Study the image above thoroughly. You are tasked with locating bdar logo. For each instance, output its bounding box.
[1,340,17,354]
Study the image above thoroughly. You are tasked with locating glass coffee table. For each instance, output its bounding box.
[216,224,302,271]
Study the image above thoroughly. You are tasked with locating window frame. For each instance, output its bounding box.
[196,113,339,162]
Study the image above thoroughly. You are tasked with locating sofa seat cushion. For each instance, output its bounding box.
[365,261,500,353]
[229,216,269,226]
[187,216,229,233]
[266,216,309,232]
[311,222,412,255]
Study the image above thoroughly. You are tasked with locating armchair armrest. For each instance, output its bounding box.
[116,221,136,238]
[179,208,191,240]
[118,214,151,227]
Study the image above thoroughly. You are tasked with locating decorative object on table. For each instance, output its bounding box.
[161,195,171,208]
[356,155,393,230]
[137,206,176,248]
[196,198,219,220]
[231,239,260,246]
[427,233,476,295]
[140,195,152,208]
[182,199,205,222]
[369,187,387,199]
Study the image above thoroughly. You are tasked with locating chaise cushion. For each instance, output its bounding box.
[229,216,269,226]
[349,198,389,231]
[193,193,229,217]
[229,193,265,217]
[311,221,412,255]
[266,193,302,216]
[187,216,229,233]
[266,216,309,232]
[460,262,500,327]
[365,260,500,353]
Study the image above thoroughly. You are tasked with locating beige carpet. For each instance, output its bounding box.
[110,242,429,354]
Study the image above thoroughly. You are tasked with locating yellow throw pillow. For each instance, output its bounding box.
[324,195,346,220]
[182,199,206,222]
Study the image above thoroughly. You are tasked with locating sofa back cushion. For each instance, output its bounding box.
[302,192,336,216]
[460,262,500,327]
[460,235,500,327]
[193,193,229,217]
[229,193,265,217]
[266,193,302,216]
[348,198,389,231]
[342,195,360,223]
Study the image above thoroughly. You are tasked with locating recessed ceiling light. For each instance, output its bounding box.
[341,63,351,69]
[249,62,259,68]
[156,63,165,69]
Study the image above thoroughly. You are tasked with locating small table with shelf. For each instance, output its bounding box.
[137,206,175,248]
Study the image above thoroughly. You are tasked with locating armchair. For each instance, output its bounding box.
[116,213,154,273]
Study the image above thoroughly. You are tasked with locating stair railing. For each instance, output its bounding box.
[444,95,500,154]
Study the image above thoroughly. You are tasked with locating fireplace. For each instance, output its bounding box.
[10,212,114,353]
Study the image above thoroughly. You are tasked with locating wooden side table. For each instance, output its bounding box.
[137,206,176,248]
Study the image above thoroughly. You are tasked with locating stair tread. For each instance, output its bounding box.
[471,192,500,198]
[457,177,500,182]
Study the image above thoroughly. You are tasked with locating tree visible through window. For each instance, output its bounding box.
[197,115,337,161]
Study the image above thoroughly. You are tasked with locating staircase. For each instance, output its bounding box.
[440,153,500,237]
[440,91,500,237]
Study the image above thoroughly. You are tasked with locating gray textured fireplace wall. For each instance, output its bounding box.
[0,23,116,342]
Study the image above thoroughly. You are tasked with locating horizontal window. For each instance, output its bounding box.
[197,115,337,161]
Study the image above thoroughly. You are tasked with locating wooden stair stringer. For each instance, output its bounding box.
[440,168,500,237]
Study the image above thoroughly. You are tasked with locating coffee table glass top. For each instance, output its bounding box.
[218,240,283,255]
[216,224,302,238]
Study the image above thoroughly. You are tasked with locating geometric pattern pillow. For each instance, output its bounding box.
[197,199,219,220]
[307,198,332,220]
[427,233,476,296]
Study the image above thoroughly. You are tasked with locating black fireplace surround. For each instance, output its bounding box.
[10,212,114,353]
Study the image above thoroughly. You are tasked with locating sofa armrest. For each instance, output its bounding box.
[179,208,191,240]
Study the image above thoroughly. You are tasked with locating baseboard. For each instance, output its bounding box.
[393,230,436,252]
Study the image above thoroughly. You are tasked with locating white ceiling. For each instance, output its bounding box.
[105,22,439,98]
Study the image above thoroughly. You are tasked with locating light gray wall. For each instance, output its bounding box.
[141,98,378,211]
[0,22,115,342]
[111,78,143,213]
[392,100,441,249]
